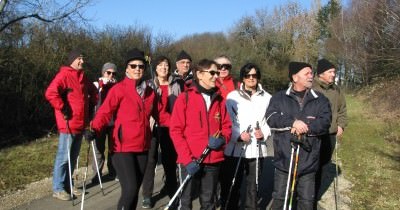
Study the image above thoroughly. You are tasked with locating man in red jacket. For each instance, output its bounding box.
[45,49,97,201]
[169,59,232,210]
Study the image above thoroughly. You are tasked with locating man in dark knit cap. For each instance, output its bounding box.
[312,58,347,204]
[266,61,332,210]
[171,50,193,91]
[45,49,97,201]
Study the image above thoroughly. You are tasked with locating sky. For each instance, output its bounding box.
[84,0,323,40]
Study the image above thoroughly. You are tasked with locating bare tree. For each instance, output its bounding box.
[0,0,91,33]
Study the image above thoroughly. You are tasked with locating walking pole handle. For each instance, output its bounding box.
[164,146,212,210]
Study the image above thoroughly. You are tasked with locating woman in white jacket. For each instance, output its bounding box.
[220,63,272,210]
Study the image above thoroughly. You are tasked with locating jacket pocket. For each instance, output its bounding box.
[118,125,123,142]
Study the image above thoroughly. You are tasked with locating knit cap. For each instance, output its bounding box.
[176,50,192,62]
[101,62,117,74]
[288,62,312,81]
[317,59,335,75]
[66,49,84,66]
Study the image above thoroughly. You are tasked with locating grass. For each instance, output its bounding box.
[341,95,400,209]
[0,136,89,196]
[0,94,399,209]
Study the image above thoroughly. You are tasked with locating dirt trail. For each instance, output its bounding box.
[0,159,353,210]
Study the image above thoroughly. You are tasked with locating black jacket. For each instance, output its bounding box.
[266,87,331,175]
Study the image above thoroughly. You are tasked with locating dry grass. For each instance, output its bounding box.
[0,136,89,196]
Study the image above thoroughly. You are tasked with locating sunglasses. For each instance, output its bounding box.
[217,64,232,70]
[244,73,257,79]
[201,70,220,76]
[128,64,145,70]
[106,71,116,76]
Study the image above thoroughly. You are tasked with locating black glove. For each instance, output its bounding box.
[84,129,96,142]
[208,136,225,150]
[290,134,311,152]
[185,161,200,175]
[61,104,72,120]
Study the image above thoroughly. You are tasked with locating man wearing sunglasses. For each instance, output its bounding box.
[214,55,237,99]
[91,62,118,184]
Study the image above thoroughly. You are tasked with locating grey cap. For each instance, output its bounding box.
[101,62,117,74]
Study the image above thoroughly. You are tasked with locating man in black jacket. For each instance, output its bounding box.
[266,62,332,210]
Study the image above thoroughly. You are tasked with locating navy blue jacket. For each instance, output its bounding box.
[266,87,331,175]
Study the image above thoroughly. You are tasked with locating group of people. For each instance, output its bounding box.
[45,47,347,210]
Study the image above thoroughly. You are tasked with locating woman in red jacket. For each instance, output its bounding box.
[169,59,232,210]
[90,48,157,210]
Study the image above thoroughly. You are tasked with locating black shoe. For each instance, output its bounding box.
[91,175,100,184]
[142,197,152,209]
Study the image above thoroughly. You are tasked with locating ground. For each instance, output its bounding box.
[0,156,352,210]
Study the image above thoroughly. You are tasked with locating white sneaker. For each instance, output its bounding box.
[53,191,71,201]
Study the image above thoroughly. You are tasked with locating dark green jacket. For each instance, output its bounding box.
[312,76,348,134]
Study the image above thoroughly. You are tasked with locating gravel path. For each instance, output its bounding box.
[0,160,352,210]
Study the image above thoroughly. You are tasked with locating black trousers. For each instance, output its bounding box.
[315,134,336,199]
[271,169,315,210]
[178,163,220,210]
[112,152,147,210]
[219,156,263,210]
[142,127,178,198]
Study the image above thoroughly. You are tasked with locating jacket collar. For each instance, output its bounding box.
[314,75,334,90]
[238,83,265,100]
[285,83,318,99]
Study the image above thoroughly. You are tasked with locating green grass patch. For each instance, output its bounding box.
[341,95,400,209]
[0,137,89,196]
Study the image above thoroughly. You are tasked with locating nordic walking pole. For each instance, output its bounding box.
[288,143,300,210]
[91,140,105,195]
[164,146,212,210]
[224,125,251,210]
[255,121,264,195]
[66,120,75,205]
[283,145,295,210]
[80,141,91,210]
[334,138,340,210]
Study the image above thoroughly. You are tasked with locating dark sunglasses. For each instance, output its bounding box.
[201,70,220,76]
[244,73,257,79]
[106,71,116,76]
[217,64,232,70]
[128,64,145,70]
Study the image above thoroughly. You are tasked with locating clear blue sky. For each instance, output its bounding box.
[84,0,324,40]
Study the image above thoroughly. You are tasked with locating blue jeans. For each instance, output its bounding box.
[52,132,82,192]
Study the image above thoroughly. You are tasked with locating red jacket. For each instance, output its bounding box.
[216,75,236,99]
[45,66,97,134]
[91,78,157,153]
[169,85,232,165]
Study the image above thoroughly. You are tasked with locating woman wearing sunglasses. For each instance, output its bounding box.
[88,48,158,210]
[220,63,272,210]
[170,59,232,210]
[90,62,118,183]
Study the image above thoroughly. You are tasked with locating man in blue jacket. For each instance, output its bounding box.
[266,62,332,210]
